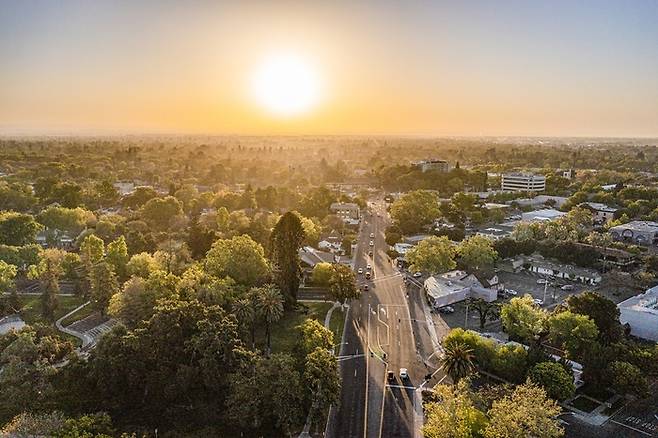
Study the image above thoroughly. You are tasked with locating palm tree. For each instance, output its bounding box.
[255,284,284,356]
[440,342,476,383]
[233,296,256,348]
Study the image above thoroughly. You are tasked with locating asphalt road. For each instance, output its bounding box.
[328,200,444,438]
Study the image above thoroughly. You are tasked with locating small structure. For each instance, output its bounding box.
[413,159,450,173]
[609,221,658,246]
[510,195,568,209]
[580,202,618,224]
[618,286,658,342]
[403,234,433,245]
[298,246,337,269]
[393,242,413,256]
[501,172,546,192]
[423,270,498,308]
[330,202,361,221]
[513,254,601,285]
[113,181,135,195]
[476,224,515,241]
[521,208,566,223]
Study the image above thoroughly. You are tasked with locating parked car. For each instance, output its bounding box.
[506,289,518,296]
[561,284,574,291]
[438,306,455,314]
[399,368,409,380]
[413,272,422,278]
[536,279,548,284]
[533,298,544,306]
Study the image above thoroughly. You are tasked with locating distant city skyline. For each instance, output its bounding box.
[1,0,657,137]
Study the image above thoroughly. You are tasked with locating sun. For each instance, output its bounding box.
[251,53,322,117]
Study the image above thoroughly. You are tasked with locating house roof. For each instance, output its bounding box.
[298,246,336,267]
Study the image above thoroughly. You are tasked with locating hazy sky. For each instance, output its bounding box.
[1,0,657,137]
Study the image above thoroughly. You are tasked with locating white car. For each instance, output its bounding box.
[438,306,455,314]
[366,264,372,270]
[399,368,408,380]
[370,233,375,238]
[357,268,363,274]
[504,289,518,296]
[561,284,574,291]
[369,241,374,246]
[533,298,544,306]
[413,272,422,278]
[536,279,548,285]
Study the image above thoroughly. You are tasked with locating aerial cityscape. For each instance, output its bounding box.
[1,1,657,438]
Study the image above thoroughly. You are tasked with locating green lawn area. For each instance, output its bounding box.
[267,302,334,354]
[59,301,95,327]
[18,295,86,326]
[329,306,346,347]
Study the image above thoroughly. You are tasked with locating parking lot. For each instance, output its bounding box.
[496,270,587,308]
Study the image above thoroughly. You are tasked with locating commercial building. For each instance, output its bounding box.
[580,202,618,224]
[501,173,546,192]
[330,202,361,221]
[510,195,568,209]
[618,286,658,342]
[521,208,566,223]
[423,270,498,308]
[609,221,658,246]
[476,224,515,240]
[413,159,450,173]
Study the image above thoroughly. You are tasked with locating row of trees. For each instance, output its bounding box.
[405,235,498,275]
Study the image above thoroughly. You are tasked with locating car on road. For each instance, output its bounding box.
[368,250,373,257]
[399,368,408,380]
[357,268,363,274]
[362,284,369,291]
[387,371,395,382]
[561,284,574,291]
[370,232,374,238]
[438,306,455,314]
[536,279,548,284]
[369,240,374,246]
[365,271,371,279]
[366,263,371,270]
[413,272,422,278]
[533,298,544,306]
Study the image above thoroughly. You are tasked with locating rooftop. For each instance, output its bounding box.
[423,270,483,300]
[618,286,658,315]
[610,221,658,233]
[582,202,618,213]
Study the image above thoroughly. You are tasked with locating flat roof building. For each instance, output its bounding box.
[330,202,361,221]
[580,202,618,224]
[423,270,498,308]
[413,159,450,173]
[618,286,658,342]
[521,208,566,223]
[501,173,546,192]
[609,221,658,246]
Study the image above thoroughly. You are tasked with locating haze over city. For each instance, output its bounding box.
[1,0,657,137]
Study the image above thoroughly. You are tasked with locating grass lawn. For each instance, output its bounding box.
[59,301,95,327]
[18,295,86,326]
[329,305,346,346]
[267,302,333,354]
[571,396,601,413]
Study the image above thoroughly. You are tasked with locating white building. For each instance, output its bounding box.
[609,221,658,246]
[413,159,450,173]
[113,181,135,195]
[510,195,568,209]
[393,242,414,256]
[513,255,601,285]
[501,173,546,192]
[521,209,566,223]
[618,286,658,342]
[423,270,498,308]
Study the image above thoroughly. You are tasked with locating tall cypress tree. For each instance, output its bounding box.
[270,212,305,308]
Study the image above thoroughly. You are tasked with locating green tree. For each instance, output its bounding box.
[0,212,43,246]
[126,252,161,278]
[390,190,440,234]
[467,298,500,330]
[304,347,340,428]
[500,295,546,344]
[233,296,257,348]
[187,215,216,259]
[528,362,576,401]
[441,342,477,383]
[255,284,284,355]
[270,212,305,307]
[457,235,498,273]
[406,235,456,274]
[0,260,17,294]
[106,236,129,281]
[566,291,622,344]
[422,380,488,438]
[205,235,269,286]
[295,318,335,360]
[28,249,66,321]
[89,262,119,316]
[139,196,184,230]
[311,262,333,287]
[546,311,598,359]
[80,234,105,266]
[484,381,563,438]
[328,264,360,304]
[607,361,648,397]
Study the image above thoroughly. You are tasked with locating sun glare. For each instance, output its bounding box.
[251,53,321,117]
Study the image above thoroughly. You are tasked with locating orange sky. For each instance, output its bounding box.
[1,1,657,137]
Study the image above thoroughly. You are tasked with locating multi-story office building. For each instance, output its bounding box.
[501,172,546,192]
[413,159,450,173]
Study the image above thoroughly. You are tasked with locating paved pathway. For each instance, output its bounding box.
[55,302,117,352]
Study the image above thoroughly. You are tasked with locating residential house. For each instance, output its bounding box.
[423,270,498,308]
[513,254,601,285]
[580,202,618,224]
